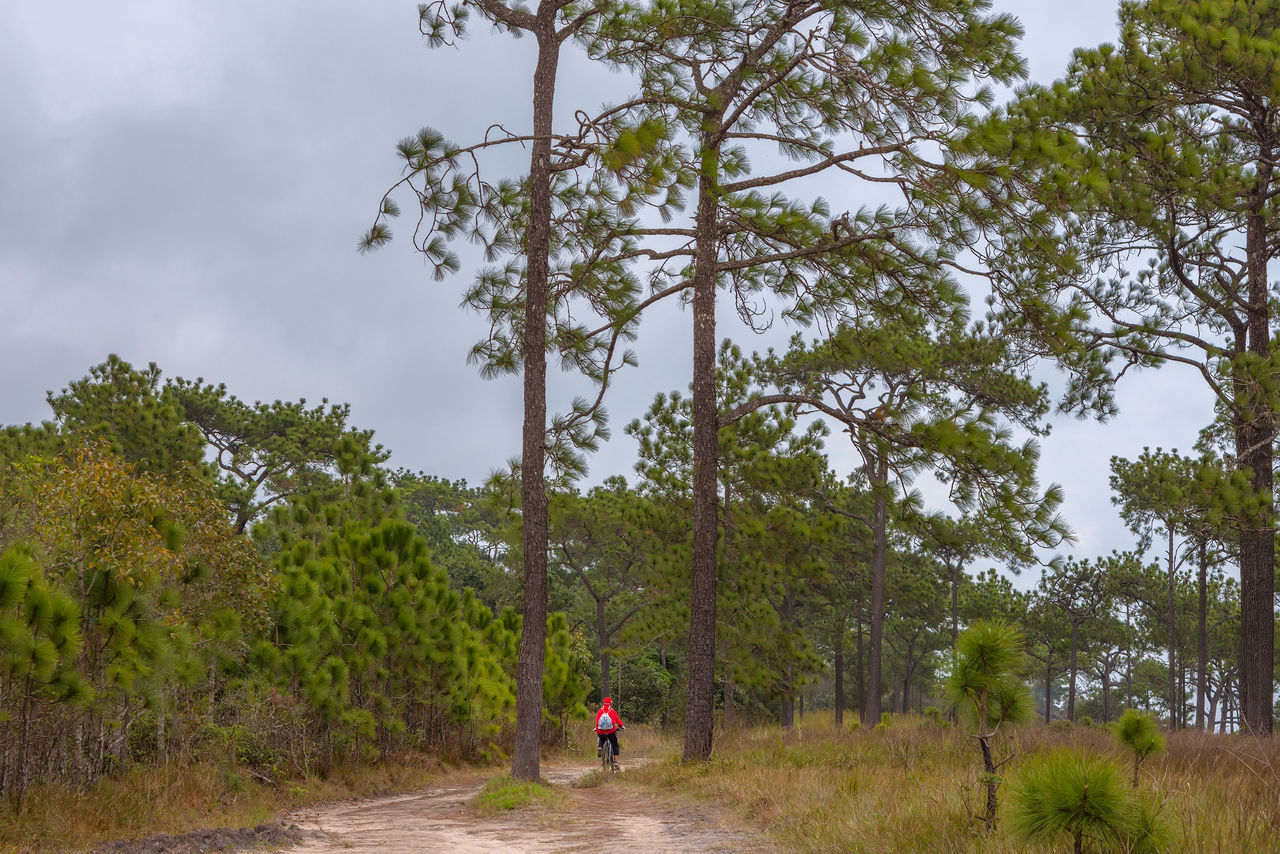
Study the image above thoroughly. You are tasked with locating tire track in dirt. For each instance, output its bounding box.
[281,761,770,853]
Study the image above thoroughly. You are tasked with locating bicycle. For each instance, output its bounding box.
[601,737,618,773]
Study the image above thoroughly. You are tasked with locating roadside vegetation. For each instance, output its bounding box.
[622,714,1280,853]
[471,775,565,815]
[0,753,456,854]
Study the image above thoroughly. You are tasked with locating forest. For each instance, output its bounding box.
[4,0,1280,850]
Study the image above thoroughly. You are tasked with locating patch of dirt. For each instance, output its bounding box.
[281,760,772,853]
[90,822,304,853]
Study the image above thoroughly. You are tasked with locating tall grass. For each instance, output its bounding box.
[620,713,1280,853]
[0,753,454,854]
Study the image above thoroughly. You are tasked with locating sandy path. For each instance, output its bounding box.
[282,760,769,853]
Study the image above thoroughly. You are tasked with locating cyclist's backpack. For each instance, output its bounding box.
[598,710,613,730]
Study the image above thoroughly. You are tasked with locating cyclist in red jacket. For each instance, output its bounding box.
[594,696,625,759]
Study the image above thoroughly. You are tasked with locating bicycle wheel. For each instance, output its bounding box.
[602,738,615,773]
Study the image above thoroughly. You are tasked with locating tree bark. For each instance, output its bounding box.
[1067,622,1078,722]
[1236,206,1275,736]
[1044,663,1052,724]
[950,559,960,646]
[510,16,560,782]
[861,451,888,726]
[781,589,795,728]
[1196,540,1207,730]
[855,617,865,723]
[683,121,724,763]
[1167,526,1178,729]
[834,610,845,727]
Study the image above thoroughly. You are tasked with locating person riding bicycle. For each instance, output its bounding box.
[594,696,625,760]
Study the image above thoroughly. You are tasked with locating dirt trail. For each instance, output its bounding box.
[281,760,769,853]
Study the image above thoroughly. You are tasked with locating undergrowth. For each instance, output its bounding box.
[620,713,1280,853]
[471,774,565,814]
[0,752,455,854]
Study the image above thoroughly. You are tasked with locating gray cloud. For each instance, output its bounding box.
[2,0,1210,567]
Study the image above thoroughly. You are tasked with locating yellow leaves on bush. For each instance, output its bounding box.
[10,437,273,629]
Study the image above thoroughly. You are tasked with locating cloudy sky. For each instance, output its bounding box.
[1,1,1213,571]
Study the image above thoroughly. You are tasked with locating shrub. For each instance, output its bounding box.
[946,620,1030,829]
[1113,709,1164,786]
[1008,750,1169,854]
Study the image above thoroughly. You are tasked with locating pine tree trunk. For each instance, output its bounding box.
[1236,206,1275,736]
[979,735,998,825]
[834,610,845,727]
[1197,541,1208,730]
[855,617,865,723]
[1167,526,1178,729]
[862,452,888,726]
[1068,622,1079,722]
[683,121,724,763]
[660,644,670,731]
[950,560,960,647]
[597,597,610,702]
[781,589,795,728]
[1044,663,1052,724]
[510,17,560,782]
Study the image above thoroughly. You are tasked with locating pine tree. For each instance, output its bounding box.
[599,0,1024,762]
[978,0,1280,733]
[946,619,1030,830]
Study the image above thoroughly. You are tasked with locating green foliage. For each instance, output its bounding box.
[1113,709,1165,786]
[170,377,385,533]
[615,656,672,725]
[1008,751,1170,854]
[46,355,204,477]
[542,614,592,734]
[260,511,516,763]
[472,774,564,814]
[947,621,1030,732]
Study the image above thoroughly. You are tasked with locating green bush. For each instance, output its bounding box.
[1008,750,1169,854]
[1113,709,1164,786]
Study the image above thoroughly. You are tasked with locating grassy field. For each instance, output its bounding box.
[0,753,460,854]
[615,713,1280,853]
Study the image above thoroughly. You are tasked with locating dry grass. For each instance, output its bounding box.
[550,722,677,765]
[618,714,1280,853]
[0,752,457,854]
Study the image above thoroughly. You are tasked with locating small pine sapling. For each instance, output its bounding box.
[1113,709,1165,786]
[1008,750,1169,854]
[946,620,1031,830]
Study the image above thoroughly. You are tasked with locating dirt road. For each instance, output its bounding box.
[282,761,769,853]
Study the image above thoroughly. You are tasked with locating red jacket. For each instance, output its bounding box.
[594,705,624,734]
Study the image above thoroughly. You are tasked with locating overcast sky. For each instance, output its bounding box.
[1,1,1214,574]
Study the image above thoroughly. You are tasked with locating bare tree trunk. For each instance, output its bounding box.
[855,617,865,723]
[1237,207,1275,736]
[862,452,888,726]
[1068,622,1079,722]
[950,559,960,647]
[660,644,671,731]
[1044,663,1053,724]
[1196,541,1208,730]
[834,610,845,727]
[979,735,998,825]
[683,120,724,763]
[781,589,795,728]
[1167,527,1178,729]
[510,15,560,782]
